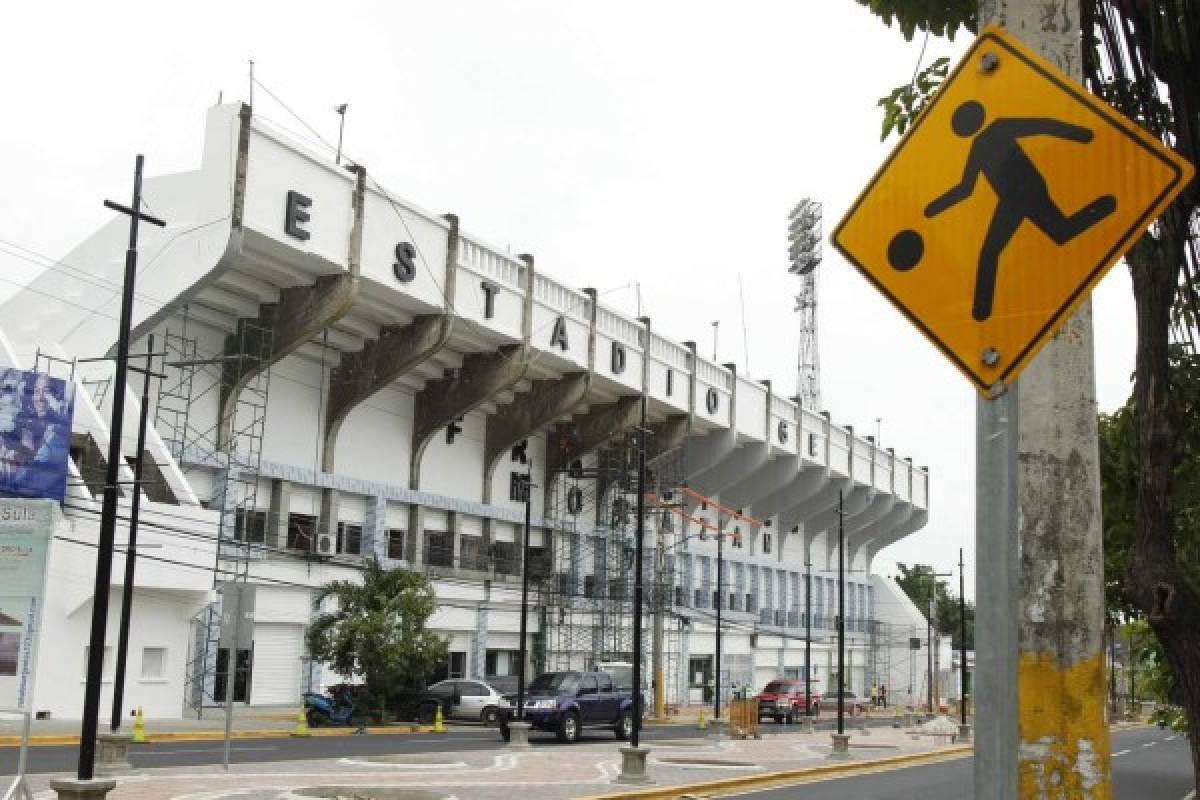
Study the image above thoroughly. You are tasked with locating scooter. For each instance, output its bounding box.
[303,683,365,730]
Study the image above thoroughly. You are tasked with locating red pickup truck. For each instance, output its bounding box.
[754,679,821,723]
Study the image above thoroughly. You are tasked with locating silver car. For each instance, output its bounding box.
[427,679,511,726]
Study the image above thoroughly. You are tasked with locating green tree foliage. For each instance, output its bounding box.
[854,0,975,40]
[894,562,975,649]
[1100,348,1200,607]
[306,558,448,708]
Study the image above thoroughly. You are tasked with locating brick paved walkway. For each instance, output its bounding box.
[19,726,962,800]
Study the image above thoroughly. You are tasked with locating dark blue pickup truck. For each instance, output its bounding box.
[499,670,635,743]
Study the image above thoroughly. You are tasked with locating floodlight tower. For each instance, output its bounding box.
[789,198,823,410]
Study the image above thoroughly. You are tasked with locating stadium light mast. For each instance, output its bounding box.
[788,199,823,411]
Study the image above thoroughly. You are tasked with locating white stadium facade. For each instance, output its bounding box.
[0,103,942,721]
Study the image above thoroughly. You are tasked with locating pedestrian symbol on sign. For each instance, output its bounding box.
[887,100,1118,322]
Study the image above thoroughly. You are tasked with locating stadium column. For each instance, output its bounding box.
[480,283,598,546]
[317,213,461,537]
[406,255,534,566]
[217,165,366,452]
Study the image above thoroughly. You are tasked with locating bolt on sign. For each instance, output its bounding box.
[832,24,1194,394]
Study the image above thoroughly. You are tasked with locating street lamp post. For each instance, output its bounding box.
[515,461,534,723]
[958,548,968,726]
[804,557,813,717]
[836,490,845,737]
[714,505,724,723]
[630,397,647,749]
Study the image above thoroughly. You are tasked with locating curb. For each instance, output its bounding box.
[0,724,438,747]
[580,744,974,800]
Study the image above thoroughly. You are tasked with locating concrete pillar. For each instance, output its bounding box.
[269,479,290,550]
[218,166,366,449]
[322,214,459,474]
[49,779,116,800]
[971,2,1111,798]
[364,495,387,561]
[616,746,653,784]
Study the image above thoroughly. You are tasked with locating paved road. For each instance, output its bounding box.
[0,716,895,776]
[731,726,1194,800]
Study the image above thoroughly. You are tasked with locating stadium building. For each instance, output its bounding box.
[0,103,932,720]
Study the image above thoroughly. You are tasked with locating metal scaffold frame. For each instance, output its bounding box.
[533,428,687,708]
[156,309,273,717]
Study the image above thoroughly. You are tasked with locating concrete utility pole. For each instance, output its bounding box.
[975,2,1112,797]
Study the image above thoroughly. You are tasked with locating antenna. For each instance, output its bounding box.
[789,198,823,410]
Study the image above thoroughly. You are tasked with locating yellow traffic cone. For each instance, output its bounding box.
[131,707,147,743]
[432,704,447,733]
[291,704,312,737]
[697,709,708,730]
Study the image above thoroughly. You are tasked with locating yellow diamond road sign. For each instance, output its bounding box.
[832,24,1194,394]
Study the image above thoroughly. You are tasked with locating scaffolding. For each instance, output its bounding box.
[533,424,688,706]
[157,310,273,717]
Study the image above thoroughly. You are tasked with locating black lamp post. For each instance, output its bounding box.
[515,461,534,722]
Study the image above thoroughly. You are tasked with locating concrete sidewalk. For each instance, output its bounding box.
[12,724,968,800]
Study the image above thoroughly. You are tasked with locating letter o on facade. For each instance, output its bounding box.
[567,486,584,515]
[705,388,719,415]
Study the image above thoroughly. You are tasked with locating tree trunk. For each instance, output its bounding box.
[1125,221,1200,790]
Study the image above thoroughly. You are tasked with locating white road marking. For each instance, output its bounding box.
[1165,735,1177,741]
[1112,749,1130,757]
[1143,741,1157,748]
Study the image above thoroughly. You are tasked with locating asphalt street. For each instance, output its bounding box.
[730,726,1194,800]
[0,715,894,775]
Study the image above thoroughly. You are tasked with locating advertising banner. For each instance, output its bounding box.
[0,500,53,712]
[0,369,75,503]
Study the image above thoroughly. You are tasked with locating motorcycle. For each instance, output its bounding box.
[303,683,365,730]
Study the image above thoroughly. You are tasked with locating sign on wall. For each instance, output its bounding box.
[0,369,75,502]
[0,500,54,711]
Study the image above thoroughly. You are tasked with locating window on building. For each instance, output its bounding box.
[425,530,454,567]
[509,471,529,502]
[746,592,755,612]
[336,522,362,555]
[485,649,521,677]
[287,513,316,551]
[234,509,267,544]
[730,592,738,611]
[675,585,686,607]
[762,533,772,555]
[448,651,467,679]
[140,647,166,680]
[493,540,517,574]
[694,588,706,608]
[584,575,596,598]
[387,529,405,560]
[712,590,721,610]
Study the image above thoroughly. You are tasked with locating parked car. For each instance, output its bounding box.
[499,670,635,743]
[420,679,512,726]
[755,679,822,723]
[824,689,871,714]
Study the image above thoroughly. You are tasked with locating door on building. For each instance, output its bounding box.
[251,623,305,705]
[689,656,713,704]
[213,647,252,703]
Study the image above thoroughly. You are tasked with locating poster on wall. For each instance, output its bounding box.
[0,369,75,503]
[0,500,53,711]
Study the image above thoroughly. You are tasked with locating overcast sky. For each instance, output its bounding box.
[0,2,1139,599]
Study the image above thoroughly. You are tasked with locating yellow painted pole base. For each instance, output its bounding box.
[131,706,148,744]
[291,706,312,737]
